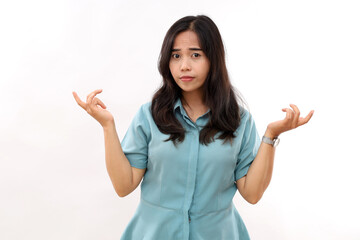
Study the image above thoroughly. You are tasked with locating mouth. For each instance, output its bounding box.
[180,76,194,82]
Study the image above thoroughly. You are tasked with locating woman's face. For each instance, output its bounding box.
[169,30,210,96]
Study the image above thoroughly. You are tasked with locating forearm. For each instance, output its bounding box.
[103,121,133,197]
[242,129,276,202]
[239,104,314,204]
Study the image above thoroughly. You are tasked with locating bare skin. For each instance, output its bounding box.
[167,30,315,204]
[236,104,314,204]
[72,89,313,203]
[73,31,314,203]
[72,90,145,197]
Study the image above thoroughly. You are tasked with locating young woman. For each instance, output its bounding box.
[73,15,313,240]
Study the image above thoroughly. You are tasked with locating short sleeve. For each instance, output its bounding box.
[121,104,151,169]
[234,110,261,182]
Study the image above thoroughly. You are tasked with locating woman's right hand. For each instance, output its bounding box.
[72,89,114,128]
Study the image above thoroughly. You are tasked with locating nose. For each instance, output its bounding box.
[180,58,191,71]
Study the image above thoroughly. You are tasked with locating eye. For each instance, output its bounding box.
[172,53,180,59]
[192,53,201,58]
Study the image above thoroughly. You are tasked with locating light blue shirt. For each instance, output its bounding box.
[120,98,260,240]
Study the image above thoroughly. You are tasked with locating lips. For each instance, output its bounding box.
[180,76,194,82]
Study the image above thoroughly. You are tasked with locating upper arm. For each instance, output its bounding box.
[235,175,247,198]
[234,110,260,182]
[130,167,146,191]
[121,104,151,170]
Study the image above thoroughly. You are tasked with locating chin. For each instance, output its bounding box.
[180,87,198,93]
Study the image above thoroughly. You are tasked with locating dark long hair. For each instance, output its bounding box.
[151,15,245,146]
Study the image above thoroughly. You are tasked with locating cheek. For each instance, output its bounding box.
[169,65,178,81]
[200,58,210,71]
[169,62,176,74]
[202,63,210,78]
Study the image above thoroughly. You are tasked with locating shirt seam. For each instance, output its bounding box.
[141,196,234,216]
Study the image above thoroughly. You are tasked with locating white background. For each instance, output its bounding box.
[1,0,359,239]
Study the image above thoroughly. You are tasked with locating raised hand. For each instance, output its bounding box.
[72,89,114,128]
[266,104,314,138]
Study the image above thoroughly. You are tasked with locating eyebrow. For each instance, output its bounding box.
[171,48,203,52]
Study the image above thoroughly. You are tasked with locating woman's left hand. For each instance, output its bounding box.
[266,104,314,138]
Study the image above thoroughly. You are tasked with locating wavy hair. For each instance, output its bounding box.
[151,15,246,146]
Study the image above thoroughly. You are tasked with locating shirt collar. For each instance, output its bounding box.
[173,98,186,116]
[173,98,211,119]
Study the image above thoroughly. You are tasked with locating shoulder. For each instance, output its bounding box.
[128,101,153,129]
[139,101,152,114]
[133,101,152,119]
[126,101,154,139]
[238,106,255,128]
[137,101,157,128]
[239,106,250,120]
[233,106,258,140]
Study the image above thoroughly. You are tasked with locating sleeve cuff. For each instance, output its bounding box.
[234,165,250,182]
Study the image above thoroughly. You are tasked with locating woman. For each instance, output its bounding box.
[73,15,313,240]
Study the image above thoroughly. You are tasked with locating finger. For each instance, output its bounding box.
[92,97,107,109]
[86,89,103,102]
[87,89,103,105]
[282,108,294,121]
[290,104,300,127]
[72,91,86,110]
[298,110,314,126]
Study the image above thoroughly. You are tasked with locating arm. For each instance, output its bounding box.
[236,104,314,204]
[72,89,146,197]
[236,129,275,204]
[103,121,146,197]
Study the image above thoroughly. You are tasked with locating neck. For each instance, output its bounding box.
[181,89,207,111]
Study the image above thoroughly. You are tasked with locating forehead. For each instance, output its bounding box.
[172,30,201,48]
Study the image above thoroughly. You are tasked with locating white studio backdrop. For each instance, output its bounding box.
[0,0,359,239]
